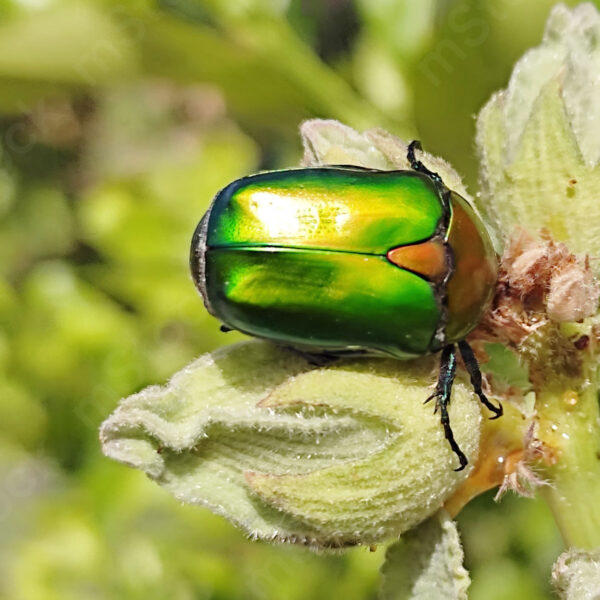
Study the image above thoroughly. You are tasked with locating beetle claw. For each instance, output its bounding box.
[482,402,503,420]
[488,407,503,420]
[453,453,468,472]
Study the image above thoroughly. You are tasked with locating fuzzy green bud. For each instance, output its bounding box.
[101,341,480,548]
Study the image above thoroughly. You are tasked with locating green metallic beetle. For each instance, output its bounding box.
[190,142,502,470]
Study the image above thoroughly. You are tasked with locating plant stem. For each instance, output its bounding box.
[537,370,600,549]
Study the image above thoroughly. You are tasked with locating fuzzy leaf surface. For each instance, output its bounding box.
[380,511,469,600]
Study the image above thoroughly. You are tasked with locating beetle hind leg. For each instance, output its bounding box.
[458,340,503,419]
[288,348,341,367]
[426,344,468,472]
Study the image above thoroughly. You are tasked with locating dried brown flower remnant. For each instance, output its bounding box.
[547,256,599,322]
[494,423,551,501]
[473,231,599,348]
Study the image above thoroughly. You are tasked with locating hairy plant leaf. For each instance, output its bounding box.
[380,511,469,600]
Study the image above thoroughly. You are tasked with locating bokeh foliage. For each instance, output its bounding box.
[0,1,586,598]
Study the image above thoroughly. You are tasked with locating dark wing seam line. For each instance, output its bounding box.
[205,243,438,284]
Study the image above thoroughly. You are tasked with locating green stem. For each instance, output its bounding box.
[537,372,600,549]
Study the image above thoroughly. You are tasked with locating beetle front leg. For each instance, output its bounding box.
[425,344,468,471]
[457,340,503,419]
[407,140,443,185]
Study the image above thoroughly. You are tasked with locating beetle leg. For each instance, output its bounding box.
[407,140,444,186]
[288,348,341,367]
[425,344,468,471]
[457,340,503,419]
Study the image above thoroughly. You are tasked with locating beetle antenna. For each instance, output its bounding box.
[407,140,444,185]
[425,344,468,471]
[458,340,503,419]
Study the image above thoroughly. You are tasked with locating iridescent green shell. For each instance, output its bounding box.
[191,167,496,358]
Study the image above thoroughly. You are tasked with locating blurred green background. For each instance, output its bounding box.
[0,1,588,598]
